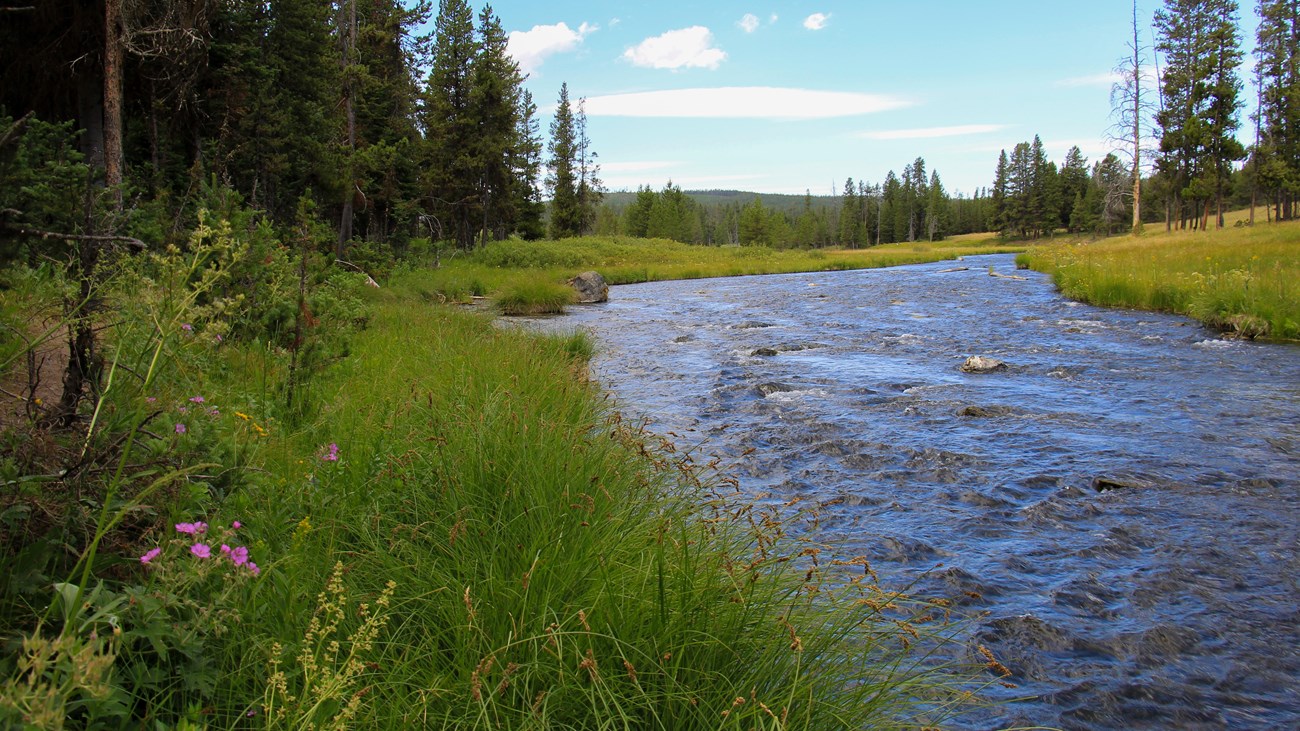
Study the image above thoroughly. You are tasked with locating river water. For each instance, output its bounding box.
[525,254,1300,730]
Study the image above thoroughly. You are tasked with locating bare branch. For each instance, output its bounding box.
[4,224,146,249]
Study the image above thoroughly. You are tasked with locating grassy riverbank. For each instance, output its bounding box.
[414,236,1022,313]
[1019,218,1300,340]
[1,238,991,727]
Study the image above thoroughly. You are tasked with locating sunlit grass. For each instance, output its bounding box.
[1019,217,1299,340]
[393,236,1023,314]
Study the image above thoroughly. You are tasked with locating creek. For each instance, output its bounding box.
[527,254,1299,730]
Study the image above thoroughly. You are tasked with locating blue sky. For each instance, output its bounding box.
[483,2,1258,196]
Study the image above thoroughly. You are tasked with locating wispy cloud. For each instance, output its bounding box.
[860,124,1008,140]
[600,160,683,173]
[738,13,760,33]
[1055,72,1122,87]
[623,27,727,70]
[508,22,596,75]
[803,13,831,30]
[583,87,911,120]
[1056,69,1159,88]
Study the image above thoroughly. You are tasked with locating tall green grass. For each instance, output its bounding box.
[212,297,988,728]
[1020,218,1300,340]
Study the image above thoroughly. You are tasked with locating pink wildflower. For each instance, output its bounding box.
[145,396,157,403]
[220,544,231,556]
[229,546,250,567]
[320,443,340,462]
[175,521,207,535]
[175,423,187,434]
[189,396,205,404]
[231,520,242,530]
[246,562,260,576]
[191,543,211,559]
[140,547,162,564]
[181,323,193,332]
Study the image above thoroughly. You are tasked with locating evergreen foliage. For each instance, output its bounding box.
[1252,0,1300,220]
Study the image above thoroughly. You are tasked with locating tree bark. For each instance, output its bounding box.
[104,0,124,211]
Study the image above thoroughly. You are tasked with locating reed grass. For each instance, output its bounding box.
[1020,218,1300,340]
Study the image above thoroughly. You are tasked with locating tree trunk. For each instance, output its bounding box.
[336,0,356,261]
[103,0,124,211]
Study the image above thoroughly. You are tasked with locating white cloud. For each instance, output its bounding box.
[803,13,830,30]
[582,87,911,120]
[507,22,596,75]
[770,13,779,24]
[623,27,727,70]
[738,13,760,33]
[860,124,1008,140]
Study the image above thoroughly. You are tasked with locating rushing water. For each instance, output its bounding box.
[524,254,1300,730]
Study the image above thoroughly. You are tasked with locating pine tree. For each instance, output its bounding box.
[1253,0,1299,220]
[574,98,604,235]
[1155,0,1246,229]
[470,4,526,243]
[925,171,948,241]
[422,0,478,248]
[1058,146,1091,231]
[546,82,581,238]
[837,176,861,247]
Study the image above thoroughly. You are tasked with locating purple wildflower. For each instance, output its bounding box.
[231,520,242,530]
[191,543,211,559]
[189,396,205,404]
[320,443,340,462]
[246,562,260,576]
[145,396,157,404]
[181,323,193,332]
[228,546,250,567]
[175,423,187,434]
[176,522,198,534]
[140,547,162,564]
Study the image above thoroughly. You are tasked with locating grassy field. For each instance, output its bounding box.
[406,236,1024,313]
[1019,217,1300,340]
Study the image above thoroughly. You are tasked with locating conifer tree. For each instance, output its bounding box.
[546,82,581,238]
[1253,0,1299,220]
[574,98,604,235]
[422,0,478,248]
[837,176,862,247]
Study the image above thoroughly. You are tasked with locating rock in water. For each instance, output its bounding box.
[961,355,1008,373]
[568,271,608,303]
[751,348,779,357]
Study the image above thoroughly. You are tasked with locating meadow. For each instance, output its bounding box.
[1019,217,1300,340]
[411,236,1022,314]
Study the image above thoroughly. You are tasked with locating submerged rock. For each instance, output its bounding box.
[961,355,1009,373]
[751,347,779,357]
[959,404,1017,418]
[755,382,796,397]
[1091,475,1160,492]
[567,271,608,303]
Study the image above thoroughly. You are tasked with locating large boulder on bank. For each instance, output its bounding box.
[961,355,1008,374]
[568,271,608,304]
